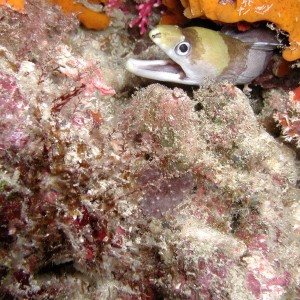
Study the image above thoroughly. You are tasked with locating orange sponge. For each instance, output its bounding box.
[49,0,110,30]
[0,0,25,12]
[180,0,300,61]
[160,0,187,25]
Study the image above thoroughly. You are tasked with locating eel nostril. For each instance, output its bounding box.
[151,32,161,39]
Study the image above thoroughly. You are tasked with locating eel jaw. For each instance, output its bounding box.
[126,58,198,85]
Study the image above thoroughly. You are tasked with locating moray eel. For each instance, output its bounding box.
[126,25,280,85]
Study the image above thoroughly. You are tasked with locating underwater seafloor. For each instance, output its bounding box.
[0,1,300,299]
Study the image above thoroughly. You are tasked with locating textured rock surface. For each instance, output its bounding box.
[0,1,299,299]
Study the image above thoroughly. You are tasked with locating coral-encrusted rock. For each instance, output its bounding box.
[130,83,299,299]
[1,79,300,299]
[0,2,299,299]
[118,84,204,218]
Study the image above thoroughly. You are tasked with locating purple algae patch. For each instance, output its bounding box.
[139,171,194,218]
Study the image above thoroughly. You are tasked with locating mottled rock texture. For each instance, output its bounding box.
[0,1,299,300]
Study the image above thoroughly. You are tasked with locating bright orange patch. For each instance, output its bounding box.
[0,0,25,12]
[49,0,109,30]
[160,0,187,25]
[292,86,300,102]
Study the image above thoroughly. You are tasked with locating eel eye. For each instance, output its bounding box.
[175,42,191,56]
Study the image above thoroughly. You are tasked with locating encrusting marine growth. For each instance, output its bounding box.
[0,0,110,29]
[0,1,299,299]
[48,0,110,29]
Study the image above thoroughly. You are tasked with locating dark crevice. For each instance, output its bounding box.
[37,260,76,276]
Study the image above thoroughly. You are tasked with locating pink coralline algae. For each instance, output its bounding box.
[0,72,29,150]
[0,1,300,300]
[130,0,162,34]
[274,87,300,148]
[57,45,115,97]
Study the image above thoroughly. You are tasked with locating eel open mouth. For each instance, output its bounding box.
[126,58,196,84]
